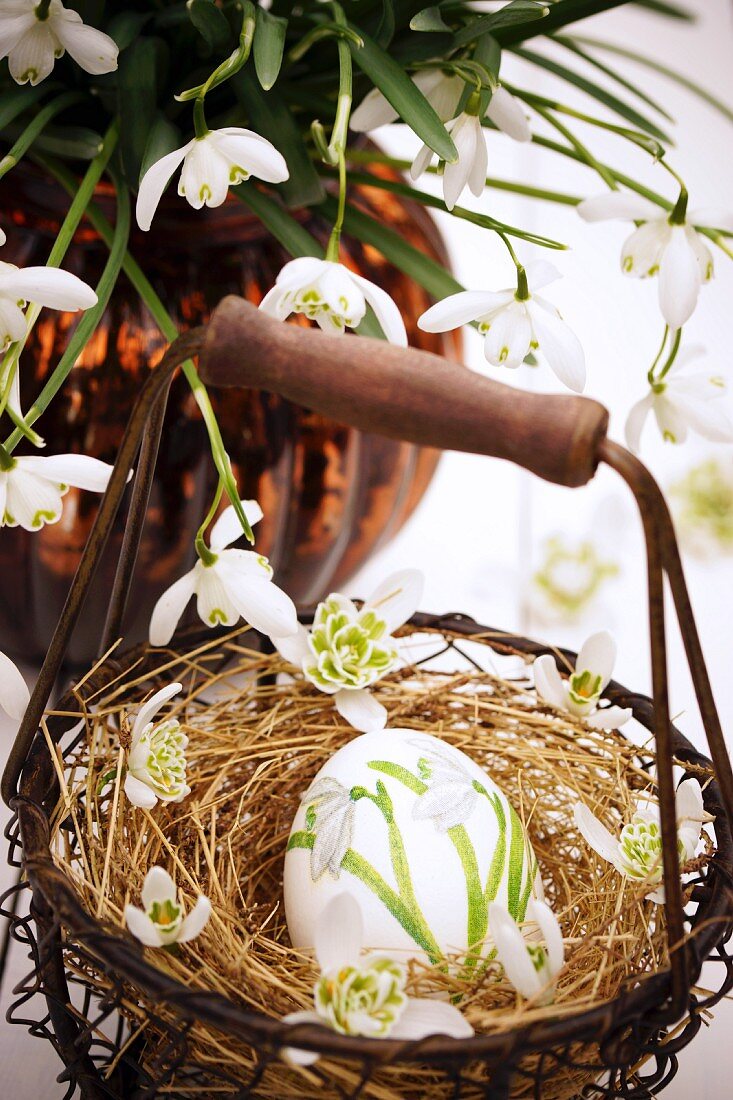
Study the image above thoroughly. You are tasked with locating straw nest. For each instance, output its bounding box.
[44,623,714,1099]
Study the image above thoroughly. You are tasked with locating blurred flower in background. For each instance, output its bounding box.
[670,457,733,558]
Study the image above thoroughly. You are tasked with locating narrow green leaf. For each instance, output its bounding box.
[254,7,287,91]
[453,2,550,47]
[511,46,672,142]
[233,185,323,259]
[552,34,675,123]
[0,84,53,131]
[410,6,451,32]
[375,0,396,47]
[117,37,164,185]
[32,125,103,160]
[347,24,457,163]
[140,113,181,181]
[494,0,630,46]
[633,0,694,20]
[106,11,152,50]
[187,0,232,53]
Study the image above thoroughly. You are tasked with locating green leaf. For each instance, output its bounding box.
[254,7,287,91]
[187,0,232,53]
[32,125,104,160]
[494,0,630,46]
[409,6,451,32]
[375,0,396,47]
[0,83,53,131]
[140,113,181,181]
[117,37,166,185]
[633,0,694,20]
[511,45,672,142]
[233,185,323,259]
[453,1,550,47]
[106,11,152,50]
[232,69,325,208]
[552,34,675,123]
[347,24,457,163]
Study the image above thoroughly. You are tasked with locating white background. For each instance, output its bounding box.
[2,1,733,1095]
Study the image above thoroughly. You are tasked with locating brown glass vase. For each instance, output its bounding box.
[0,163,458,666]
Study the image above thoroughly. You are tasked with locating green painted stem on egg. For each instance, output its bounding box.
[517,855,539,923]
[483,792,508,904]
[506,804,528,919]
[287,830,442,963]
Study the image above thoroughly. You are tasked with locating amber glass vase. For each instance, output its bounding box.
[0,163,458,665]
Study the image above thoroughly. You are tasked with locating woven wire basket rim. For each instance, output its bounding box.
[14,610,733,1069]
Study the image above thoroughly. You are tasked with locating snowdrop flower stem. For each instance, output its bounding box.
[195,481,224,567]
[192,95,208,141]
[176,2,256,103]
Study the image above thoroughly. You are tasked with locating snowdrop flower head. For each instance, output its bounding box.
[136,127,288,231]
[410,738,483,832]
[0,648,29,721]
[259,256,407,345]
[301,777,355,880]
[625,347,733,450]
[533,630,632,729]
[282,893,473,1064]
[574,778,709,903]
[0,0,118,85]
[0,452,115,531]
[124,683,190,810]
[0,259,97,352]
[124,866,211,947]
[489,899,564,1005]
[578,191,733,329]
[418,260,586,392]
[273,569,423,732]
[149,499,298,646]
[351,68,464,131]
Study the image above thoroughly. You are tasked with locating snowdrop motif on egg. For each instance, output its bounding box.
[284,729,543,967]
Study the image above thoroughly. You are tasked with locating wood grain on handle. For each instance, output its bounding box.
[199,297,609,488]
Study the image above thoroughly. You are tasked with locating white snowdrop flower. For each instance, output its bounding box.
[0,648,29,721]
[410,739,482,832]
[282,893,473,1065]
[418,260,586,392]
[0,0,118,85]
[125,866,211,947]
[149,499,298,646]
[578,191,733,329]
[0,258,97,352]
[574,778,709,903]
[533,630,633,730]
[489,899,564,1005]
[300,777,355,880]
[351,68,465,131]
[273,569,423,732]
[136,127,289,231]
[259,256,407,345]
[625,348,733,450]
[0,452,114,531]
[124,683,189,809]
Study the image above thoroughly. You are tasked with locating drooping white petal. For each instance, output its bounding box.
[577,191,661,223]
[0,10,36,62]
[334,687,387,732]
[135,141,193,231]
[0,266,97,311]
[676,394,733,443]
[391,998,474,1040]
[125,905,163,946]
[149,570,197,646]
[3,466,64,529]
[131,682,183,746]
[215,557,298,637]
[488,903,540,999]
[466,118,488,198]
[529,899,564,977]
[624,393,654,452]
[123,773,159,809]
[527,300,586,393]
[350,85,398,132]
[208,500,264,550]
[365,569,423,632]
[141,866,176,910]
[281,1010,324,1066]
[442,114,477,211]
[482,301,532,368]
[274,624,311,665]
[576,630,616,689]
[350,272,407,346]
[0,295,28,348]
[0,649,30,721]
[585,705,633,730]
[178,895,212,942]
[195,563,241,628]
[318,264,366,322]
[688,207,733,232]
[418,289,513,332]
[684,225,714,283]
[658,224,703,329]
[179,137,231,210]
[17,453,113,492]
[533,654,566,710]
[621,219,669,278]
[258,283,289,320]
[653,394,689,444]
[212,129,289,184]
[573,802,623,869]
[525,260,562,292]
[52,10,118,75]
[486,86,531,142]
[410,141,434,182]
[675,779,705,831]
[314,893,363,973]
[7,22,57,85]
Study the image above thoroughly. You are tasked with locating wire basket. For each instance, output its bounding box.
[3,302,733,1099]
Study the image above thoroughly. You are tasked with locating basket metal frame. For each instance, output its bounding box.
[2,325,733,1098]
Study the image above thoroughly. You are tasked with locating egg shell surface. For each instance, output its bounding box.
[284,728,542,963]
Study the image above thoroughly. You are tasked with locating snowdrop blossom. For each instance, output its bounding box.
[410,738,482,831]
[273,569,423,732]
[0,0,118,85]
[125,866,211,947]
[0,453,115,531]
[533,631,632,730]
[578,191,733,328]
[0,259,97,352]
[574,778,709,903]
[302,777,355,880]
[0,648,29,721]
[351,68,465,131]
[409,87,530,211]
[418,261,586,392]
[489,899,564,1005]
[625,348,733,450]
[282,893,473,1065]
[136,127,288,231]
[124,683,190,809]
[149,499,298,646]
[259,256,407,345]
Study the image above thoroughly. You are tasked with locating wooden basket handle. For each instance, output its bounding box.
[199,297,608,489]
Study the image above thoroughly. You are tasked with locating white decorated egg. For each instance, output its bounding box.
[284,728,543,964]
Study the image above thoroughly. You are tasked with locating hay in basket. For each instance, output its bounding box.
[43,621,714,1099]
